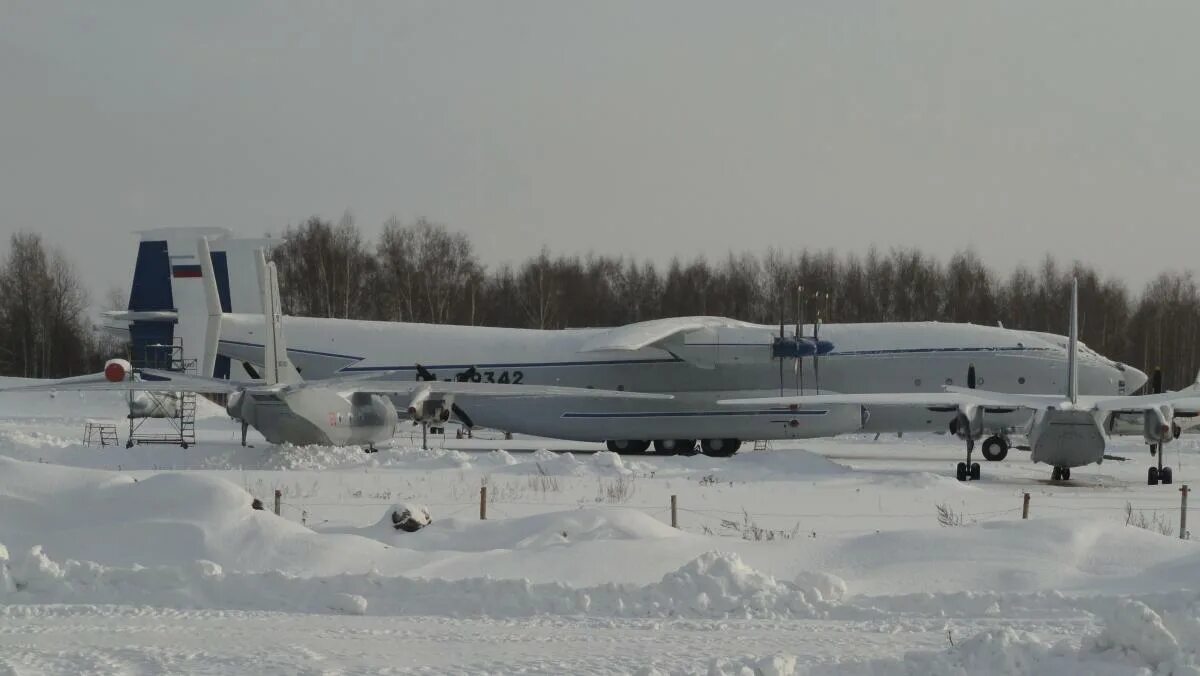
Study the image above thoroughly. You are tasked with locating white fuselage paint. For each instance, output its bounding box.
[215,315,1142,443]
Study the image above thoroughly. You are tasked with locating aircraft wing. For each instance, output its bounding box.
[579,316,754,353]
[0,369,250,394]
[1087,392,1200,413]
[340,379,673,400]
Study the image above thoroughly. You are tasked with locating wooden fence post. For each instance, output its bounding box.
[273,489,281,516]
[1022,493,1030,520]
[480,485,487,520]
[671,495,678,529]
[1181,485,1190,540]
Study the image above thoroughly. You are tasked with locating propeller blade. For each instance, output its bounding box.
[813,320,821,394]
[967,364,976,389]
[778,309,785,396]
[451,403,475,429]
[240,420,248,447]
[1153,367,1163,395]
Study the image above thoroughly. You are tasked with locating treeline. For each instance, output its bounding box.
[0,233,115,378]
[2,219,1196,388]
[273,215,1200,389]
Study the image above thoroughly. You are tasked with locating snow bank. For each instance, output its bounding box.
[0,456,398,575]
[813,609,1200,676]
[670,448,850,481]
[332,505,683,551]
[0,547,855,620]
[826,517,1200,596]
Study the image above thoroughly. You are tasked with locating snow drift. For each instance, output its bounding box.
[0,545,852,621]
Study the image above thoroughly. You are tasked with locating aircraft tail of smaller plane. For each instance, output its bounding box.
[254,249,302,386]
[1067,277,1079,405]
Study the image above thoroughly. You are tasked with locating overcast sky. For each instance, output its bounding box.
[2,1,1199,304]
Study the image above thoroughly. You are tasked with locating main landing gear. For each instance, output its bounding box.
[1051,466,1071,482]
[605,439,650,455]
[605,439,740,457]
[1147,439,1174,485]
[653,439,697,456]
[955,437,982,482]
[980,435,1009,462]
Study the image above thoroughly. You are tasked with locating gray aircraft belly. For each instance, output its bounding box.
[453,391,865,442]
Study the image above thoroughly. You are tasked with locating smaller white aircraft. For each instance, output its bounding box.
[721,279,1200,484]
[0,245,669,450]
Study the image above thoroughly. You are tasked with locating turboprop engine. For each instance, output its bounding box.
[949,404,985,445]
[406,387,453,423]
[104,358,132,382]
[105,358,183,419]
[1142,405,1179,444]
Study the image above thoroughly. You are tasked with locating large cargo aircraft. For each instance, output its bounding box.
[102,230,1145,461]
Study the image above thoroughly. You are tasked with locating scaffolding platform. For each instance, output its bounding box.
[82,421,119,447]
[125,339,198,449]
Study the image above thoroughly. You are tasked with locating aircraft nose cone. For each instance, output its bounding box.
[1123,364,1148,394]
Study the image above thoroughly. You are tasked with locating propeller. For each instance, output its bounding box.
[415,364,437,382]
[796,286,803,395]
[452,402,476,429]
[967,363,976,389]
[1151,366,1163,457]
[813,318,822,394]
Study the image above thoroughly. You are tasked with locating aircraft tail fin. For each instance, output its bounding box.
[196,237,224,378]
[255,249,302,386]
[1067,277,1079,404]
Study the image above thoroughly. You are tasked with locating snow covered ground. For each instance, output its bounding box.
[1,384,1198,674]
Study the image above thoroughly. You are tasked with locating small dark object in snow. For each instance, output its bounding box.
[391,504,432,532]
[251,498,264,511]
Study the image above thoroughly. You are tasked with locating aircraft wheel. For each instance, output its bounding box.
[970,462,981,481]
[1160,466,1173,485]
[1148,466,1159,486]
[606,440,649,455]
[1061,467,1070,481]
[125,440,134,449]
[981,436,1008,462]
[653,439,696,456]
[1052,466,1062,481]
[956,462,968,482]
[181,442,189,450]
[700,438,740,457]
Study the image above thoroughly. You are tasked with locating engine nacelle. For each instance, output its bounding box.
[950,404,985,441]
[104,358,132,383]
[406,387,453,423]
[1143,405,1175,444]
[127,390,181,419]
[226,390,247,420]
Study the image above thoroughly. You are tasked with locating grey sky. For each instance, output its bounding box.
[2,1,1198,305]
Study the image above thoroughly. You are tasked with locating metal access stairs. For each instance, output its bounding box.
[125,338,198,449]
